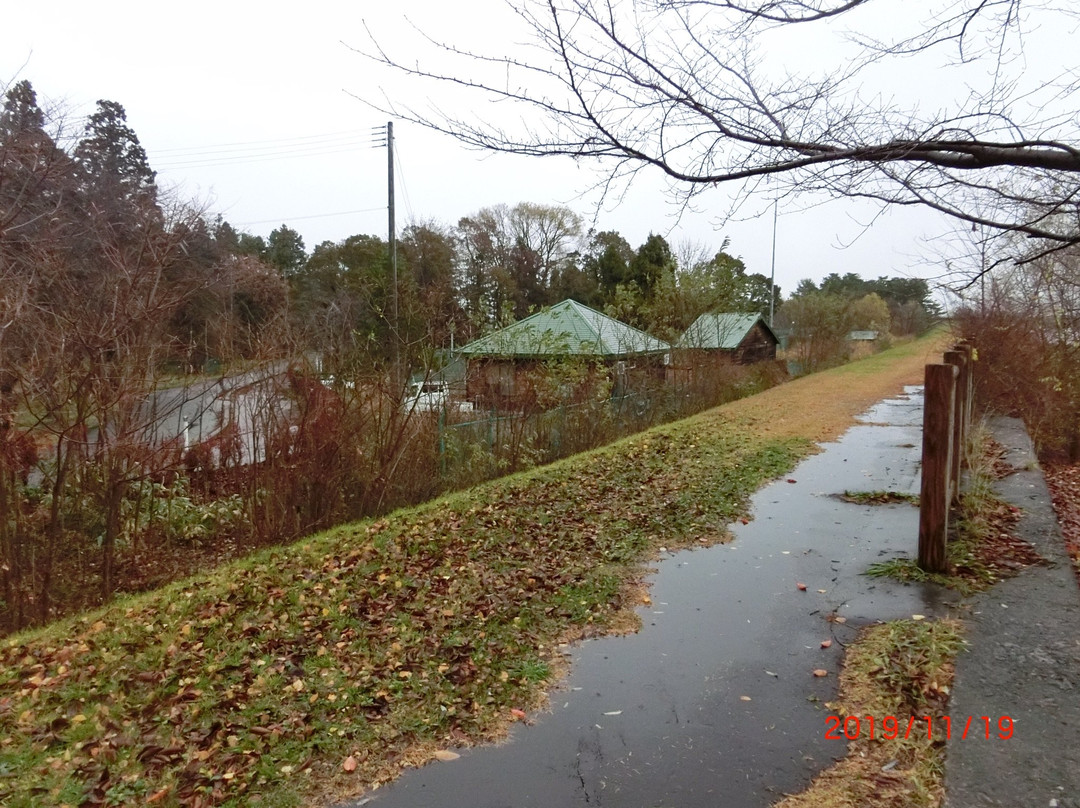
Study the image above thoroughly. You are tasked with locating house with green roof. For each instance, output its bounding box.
[677,312,779,364]
[459,299,671,410]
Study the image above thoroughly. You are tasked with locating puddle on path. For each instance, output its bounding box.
[340,386,956,807]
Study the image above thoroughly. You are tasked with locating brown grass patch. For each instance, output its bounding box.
[708,331,951,444]
[775,619,964,808]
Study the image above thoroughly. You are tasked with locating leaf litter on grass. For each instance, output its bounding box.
[0,334,944,807]
[0,417,807,807]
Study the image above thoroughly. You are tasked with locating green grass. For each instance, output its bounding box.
[826,328,946,379]
[0,406,810,807]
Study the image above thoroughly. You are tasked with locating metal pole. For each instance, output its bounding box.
[387,122,398,348]
[769,199,778,326]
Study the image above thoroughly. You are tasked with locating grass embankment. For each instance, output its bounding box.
[0,333,946,808]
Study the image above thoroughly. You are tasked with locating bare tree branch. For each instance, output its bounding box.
[355,0,1080,272]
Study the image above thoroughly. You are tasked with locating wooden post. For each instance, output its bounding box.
[955,340,975,439]
[944,350,967,504]
[919,363,957,573]
[963,342,975,438]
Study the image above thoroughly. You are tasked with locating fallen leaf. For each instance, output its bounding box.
[147,787,170,804]
[433,750,460,762]
[912,614,926,621]
[740,696,752,701]
[510,708,527,720]
[817,589,827,594]
[813,669,829,677]
[796,583,807,591]
[787,479,797,483]
[833,616,847,624]
[820,639,833,648]
[343,755,358,772]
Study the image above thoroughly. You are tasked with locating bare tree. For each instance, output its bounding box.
[358,0,1080,277]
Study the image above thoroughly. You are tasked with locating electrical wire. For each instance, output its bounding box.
[150,129,385,170]
[393,134,416,226]
[153,129,378,156]
[232,206,386,227]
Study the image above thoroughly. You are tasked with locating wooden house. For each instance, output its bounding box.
[459,300,671,411]
[677,313,779,364]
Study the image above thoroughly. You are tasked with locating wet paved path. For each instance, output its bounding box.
[341,387,958,807]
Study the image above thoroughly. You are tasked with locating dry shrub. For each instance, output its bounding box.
[955,307,1080,460]
[231,368,441,542]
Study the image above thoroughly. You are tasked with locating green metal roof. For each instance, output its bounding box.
[679,313,778,350]
[460,299,670,358]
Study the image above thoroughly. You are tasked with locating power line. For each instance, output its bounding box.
[233,206,385,227]
[395,140,416,226]
[154,142,376,171]
[153,129,379,155]
[150,129,387,170]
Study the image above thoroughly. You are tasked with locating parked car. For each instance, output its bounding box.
[403,381,473,413]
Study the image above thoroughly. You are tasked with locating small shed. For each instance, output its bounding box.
[678,312,779,364]
[459,299,670,410]
[847,330,882,359]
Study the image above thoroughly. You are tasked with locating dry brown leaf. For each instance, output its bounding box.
[433,750,460,762]
[813,669,829,677]
[821,639,833,648]
[342,755,358,772]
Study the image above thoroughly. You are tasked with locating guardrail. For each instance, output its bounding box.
[918,341,975,572]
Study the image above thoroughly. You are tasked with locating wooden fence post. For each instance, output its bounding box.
[944,350,967,504]
[919,363,958,573]
[956,340,975,435]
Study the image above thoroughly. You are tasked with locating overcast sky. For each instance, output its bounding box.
[4,0,1063,304]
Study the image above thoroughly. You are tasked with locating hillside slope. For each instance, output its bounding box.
[0,333,946,808]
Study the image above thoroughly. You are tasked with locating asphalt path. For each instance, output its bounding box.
[944,418,1080,808]
[338,386,961,807]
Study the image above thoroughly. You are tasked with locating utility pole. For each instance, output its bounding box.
[387,121,397,338]
[769,199,778,327]
[372,121,399,370]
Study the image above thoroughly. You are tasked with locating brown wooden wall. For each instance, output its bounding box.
[465,356,666,412]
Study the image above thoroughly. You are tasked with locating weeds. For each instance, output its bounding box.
[841,491,920,506]
[864,421,1040,594]
[776,619,965,808]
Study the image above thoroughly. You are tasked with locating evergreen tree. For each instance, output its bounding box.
[0,80,71,245]
[266,224,307,276]
[74,100,157,214]
[628,234,675,299]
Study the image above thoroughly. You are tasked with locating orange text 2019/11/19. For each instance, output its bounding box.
[824,715,1014,741]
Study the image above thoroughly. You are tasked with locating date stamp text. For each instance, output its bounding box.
[825,715,1013,740]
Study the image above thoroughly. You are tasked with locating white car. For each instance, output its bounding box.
[403,382,473,413]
